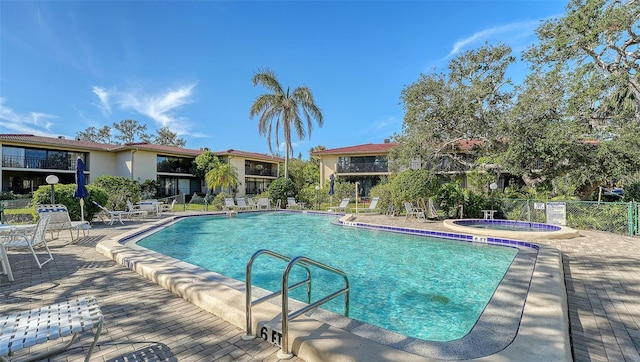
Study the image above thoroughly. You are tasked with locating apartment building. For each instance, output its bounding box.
[0,134,282,198]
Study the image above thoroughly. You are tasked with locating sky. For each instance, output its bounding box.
[0,0,568,158]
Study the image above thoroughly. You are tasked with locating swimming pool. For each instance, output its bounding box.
[136,212,518,342]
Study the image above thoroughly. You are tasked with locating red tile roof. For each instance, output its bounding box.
[0,134,117,151]
[312,143,397,156]
[214,149,284,162]
[0,134,282,161]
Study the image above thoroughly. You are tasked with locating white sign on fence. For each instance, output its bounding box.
[534,202,545,210]
[546,202,567,226]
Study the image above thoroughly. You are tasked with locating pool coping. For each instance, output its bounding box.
[443,219,581,240]
[95,212,571,361]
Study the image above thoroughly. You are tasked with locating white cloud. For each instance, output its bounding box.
[445,19,542,58]
[93,83,198,135]
[0,98,58,136]
[92,86,111,116]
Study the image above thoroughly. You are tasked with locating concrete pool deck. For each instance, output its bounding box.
[1,211,639,361]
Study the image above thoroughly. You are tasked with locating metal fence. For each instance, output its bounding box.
[499,199,639,236]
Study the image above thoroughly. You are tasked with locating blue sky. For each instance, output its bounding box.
[0,1,567,158]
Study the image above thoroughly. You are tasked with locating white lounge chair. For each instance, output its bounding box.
[356,197,380,213]
[3,213,54,269]
[159,199,177,214]
[223,198,236,211]
[36,204,90,241]
[236,198,251,211]
[404,201,426,221]
[256,198,271,210]
[126,200,153,219]
[331,198,351,213]
[246,198,257,209]
[91,201,134,225]
[286,197,304,210]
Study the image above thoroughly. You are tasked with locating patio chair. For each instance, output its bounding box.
[355,197,380,213]
[246,198,257,209]
[159,199,177,214]
[126,200,153,219]
[331,198,351,213]
[286,197,304,210]
[36,204,90,241]
[404,201,426,221]
[0,296,103,362]
[256,198,271,210]
[3,213,54,269]
[223,198,236,211]
[236,198,251,211]
[91,201,132,225]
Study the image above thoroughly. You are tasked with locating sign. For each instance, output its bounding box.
[546,202,567,226]
[534,202,545,210]
[259,323,283,347]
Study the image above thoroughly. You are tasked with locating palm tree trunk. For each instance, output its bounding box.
[284,144,289,179]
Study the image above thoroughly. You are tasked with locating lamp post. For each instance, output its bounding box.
[315,185,320,210]
[46,175,59,204]
[489,182,498,212]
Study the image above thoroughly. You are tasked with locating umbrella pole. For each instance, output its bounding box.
[80,198,85,221]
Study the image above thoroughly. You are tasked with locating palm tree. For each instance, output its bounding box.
[205,160,239,196]
[250,68,324,178]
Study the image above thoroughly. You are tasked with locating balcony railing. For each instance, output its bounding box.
[336,162,388,173]
[157,165,194,174]
[2,155,81,171]
[245,167,278,177]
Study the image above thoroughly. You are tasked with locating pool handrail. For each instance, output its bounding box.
[243,249,312,340]
[280,255,350,359]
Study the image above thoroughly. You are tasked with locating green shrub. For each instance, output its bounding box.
[267,178,296,208]
[32,184,109,221]
[390,169,439,212]
[92,175,141,210]
[370,182,393,214]
[624,181,640,202]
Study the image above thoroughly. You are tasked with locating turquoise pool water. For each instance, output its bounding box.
[137,212,518,341]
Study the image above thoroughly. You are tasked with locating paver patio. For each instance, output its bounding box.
[1,213,639,361]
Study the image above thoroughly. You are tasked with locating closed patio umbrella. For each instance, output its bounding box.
[328,174,335,206]
[74,158,88,221]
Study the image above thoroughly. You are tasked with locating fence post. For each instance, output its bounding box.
[629,202,634,236]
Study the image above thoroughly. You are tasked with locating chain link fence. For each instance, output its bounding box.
[499,199,639,236]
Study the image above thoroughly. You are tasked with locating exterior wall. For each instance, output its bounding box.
[228,156,247,197]
[131,150,159,182]
[86,151,117,182]
[318,155,339,188]
[115,151,133,180]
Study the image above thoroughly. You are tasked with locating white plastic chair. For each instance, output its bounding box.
[404,201,426,221]
[3,214,54,269]
[356,197,380,213]
[332,198,351,212]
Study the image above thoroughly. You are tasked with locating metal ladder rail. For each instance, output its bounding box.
[243,249,312,340]
[279,256,350,359]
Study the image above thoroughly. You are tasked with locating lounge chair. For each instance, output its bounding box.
[286,197,304,210]
[36,204,90,241]
[159,199,177,214]
[256,198,271,210]
[3,213,54,269]
[236,198,251,211]
[126,200,153,219]
[404,201,426,221]
[356,197,380,213]
[246,198,257,209]
[426,198,441,220]
[223,198,236,211]
[331,198,351,213]
[91,201,133,225]
[0,296,103,362]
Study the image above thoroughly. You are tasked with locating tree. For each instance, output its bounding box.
[391,44,515,171]
[75,126,114,144]
[113,119,150,144]
[526,0,639,126]
[250,68,324,179]
[308,145,326,166]
[193,150,220,178]
[145,126,186,147]
[205,160,239,196]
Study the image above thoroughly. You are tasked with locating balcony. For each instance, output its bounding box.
[2,155,80,171]
[245,167,277,177]
[336,162,389,173]
[157,165,194,174]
